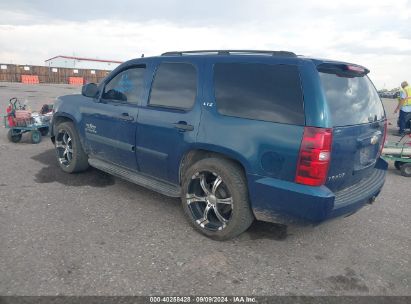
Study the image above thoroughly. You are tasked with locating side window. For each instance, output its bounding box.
[102,67,146,104]
[149,62,197,110]
[213,63,304,125]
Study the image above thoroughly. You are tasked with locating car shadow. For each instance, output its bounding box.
[31,149,115,187]
[32,149,289,240]
[243,221,288,241]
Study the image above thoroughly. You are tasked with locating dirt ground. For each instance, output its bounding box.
[0,82,410,296]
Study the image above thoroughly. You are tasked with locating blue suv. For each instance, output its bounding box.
[51,50,387,240]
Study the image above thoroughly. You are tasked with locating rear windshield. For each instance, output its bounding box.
[319,73,385,126]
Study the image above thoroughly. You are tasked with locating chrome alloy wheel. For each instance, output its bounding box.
[55,130,73,166]
[186,171,233,231]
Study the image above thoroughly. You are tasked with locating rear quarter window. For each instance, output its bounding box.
[213,63,305,125]
[319,73,385,126]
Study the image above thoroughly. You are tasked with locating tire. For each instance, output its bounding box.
[394,161,403,170]
[54,121,89,173]
[181,158,254,241]
[30,130,42,144]
[7,129,22,143]
[400,163,411,177]
[39,127,49,136]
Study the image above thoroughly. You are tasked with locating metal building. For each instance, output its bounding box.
[45,55,122,71]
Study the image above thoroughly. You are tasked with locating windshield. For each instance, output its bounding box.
[319,73,385,126]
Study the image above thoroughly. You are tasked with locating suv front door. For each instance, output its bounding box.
[81,65,146,170]
[136,60,203,183]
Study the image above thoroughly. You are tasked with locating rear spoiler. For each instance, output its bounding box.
[317,63,370,77]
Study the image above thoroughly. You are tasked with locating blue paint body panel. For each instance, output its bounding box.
[51,52,387,226]
[249,158,387,224]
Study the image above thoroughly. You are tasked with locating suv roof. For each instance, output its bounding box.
[153,50,368,72]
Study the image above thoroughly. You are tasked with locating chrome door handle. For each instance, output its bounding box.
[173,122,194,131]
[119,113,134,121]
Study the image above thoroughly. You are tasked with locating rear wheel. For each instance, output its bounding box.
[400,163,411,177]
[7,129,22,143]
[181,158,254,241]
[55,122,89,173]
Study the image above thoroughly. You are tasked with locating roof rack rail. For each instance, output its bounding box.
[161,50,297,57]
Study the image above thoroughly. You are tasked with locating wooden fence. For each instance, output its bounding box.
[0,63,111,84]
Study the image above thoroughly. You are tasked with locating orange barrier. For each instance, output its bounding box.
[68,77,84,85]
[21,75,39,84]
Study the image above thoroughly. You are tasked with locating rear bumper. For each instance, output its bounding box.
[248,158,387,225]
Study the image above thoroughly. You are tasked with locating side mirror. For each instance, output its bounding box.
[81,83,99,98]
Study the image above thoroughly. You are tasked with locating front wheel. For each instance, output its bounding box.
[181,158,254,241]
[55,122,89,173]
[30,130,42,144]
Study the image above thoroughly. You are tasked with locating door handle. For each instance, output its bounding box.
[173,122,194,131]
[119,112,134,121]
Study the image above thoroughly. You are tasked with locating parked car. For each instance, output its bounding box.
[378,91,399,99]
[51,50,387,240]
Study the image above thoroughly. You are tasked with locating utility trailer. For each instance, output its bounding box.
[382,136,411,177]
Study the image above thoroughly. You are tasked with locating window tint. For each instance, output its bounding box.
[149,62,197,109]
[319,73,385,126]
[102,67,145,104]
[214,63,304,124]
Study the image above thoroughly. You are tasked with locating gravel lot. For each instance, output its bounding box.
[0,82,409,296]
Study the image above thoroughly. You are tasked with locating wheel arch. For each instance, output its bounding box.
[50,113,76,138]
[178,146,250,185]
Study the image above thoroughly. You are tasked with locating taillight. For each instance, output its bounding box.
[295,127,333,186]
[378,119,387,157]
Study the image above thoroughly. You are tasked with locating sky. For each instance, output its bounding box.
[0,0,410,89]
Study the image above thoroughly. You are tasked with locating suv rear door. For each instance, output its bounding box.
[317,64,386,192]
[135,59,203,183]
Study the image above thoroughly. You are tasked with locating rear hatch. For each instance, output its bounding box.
[318,63,386,192]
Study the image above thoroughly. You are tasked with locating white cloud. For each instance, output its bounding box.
[0,0,410,89]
